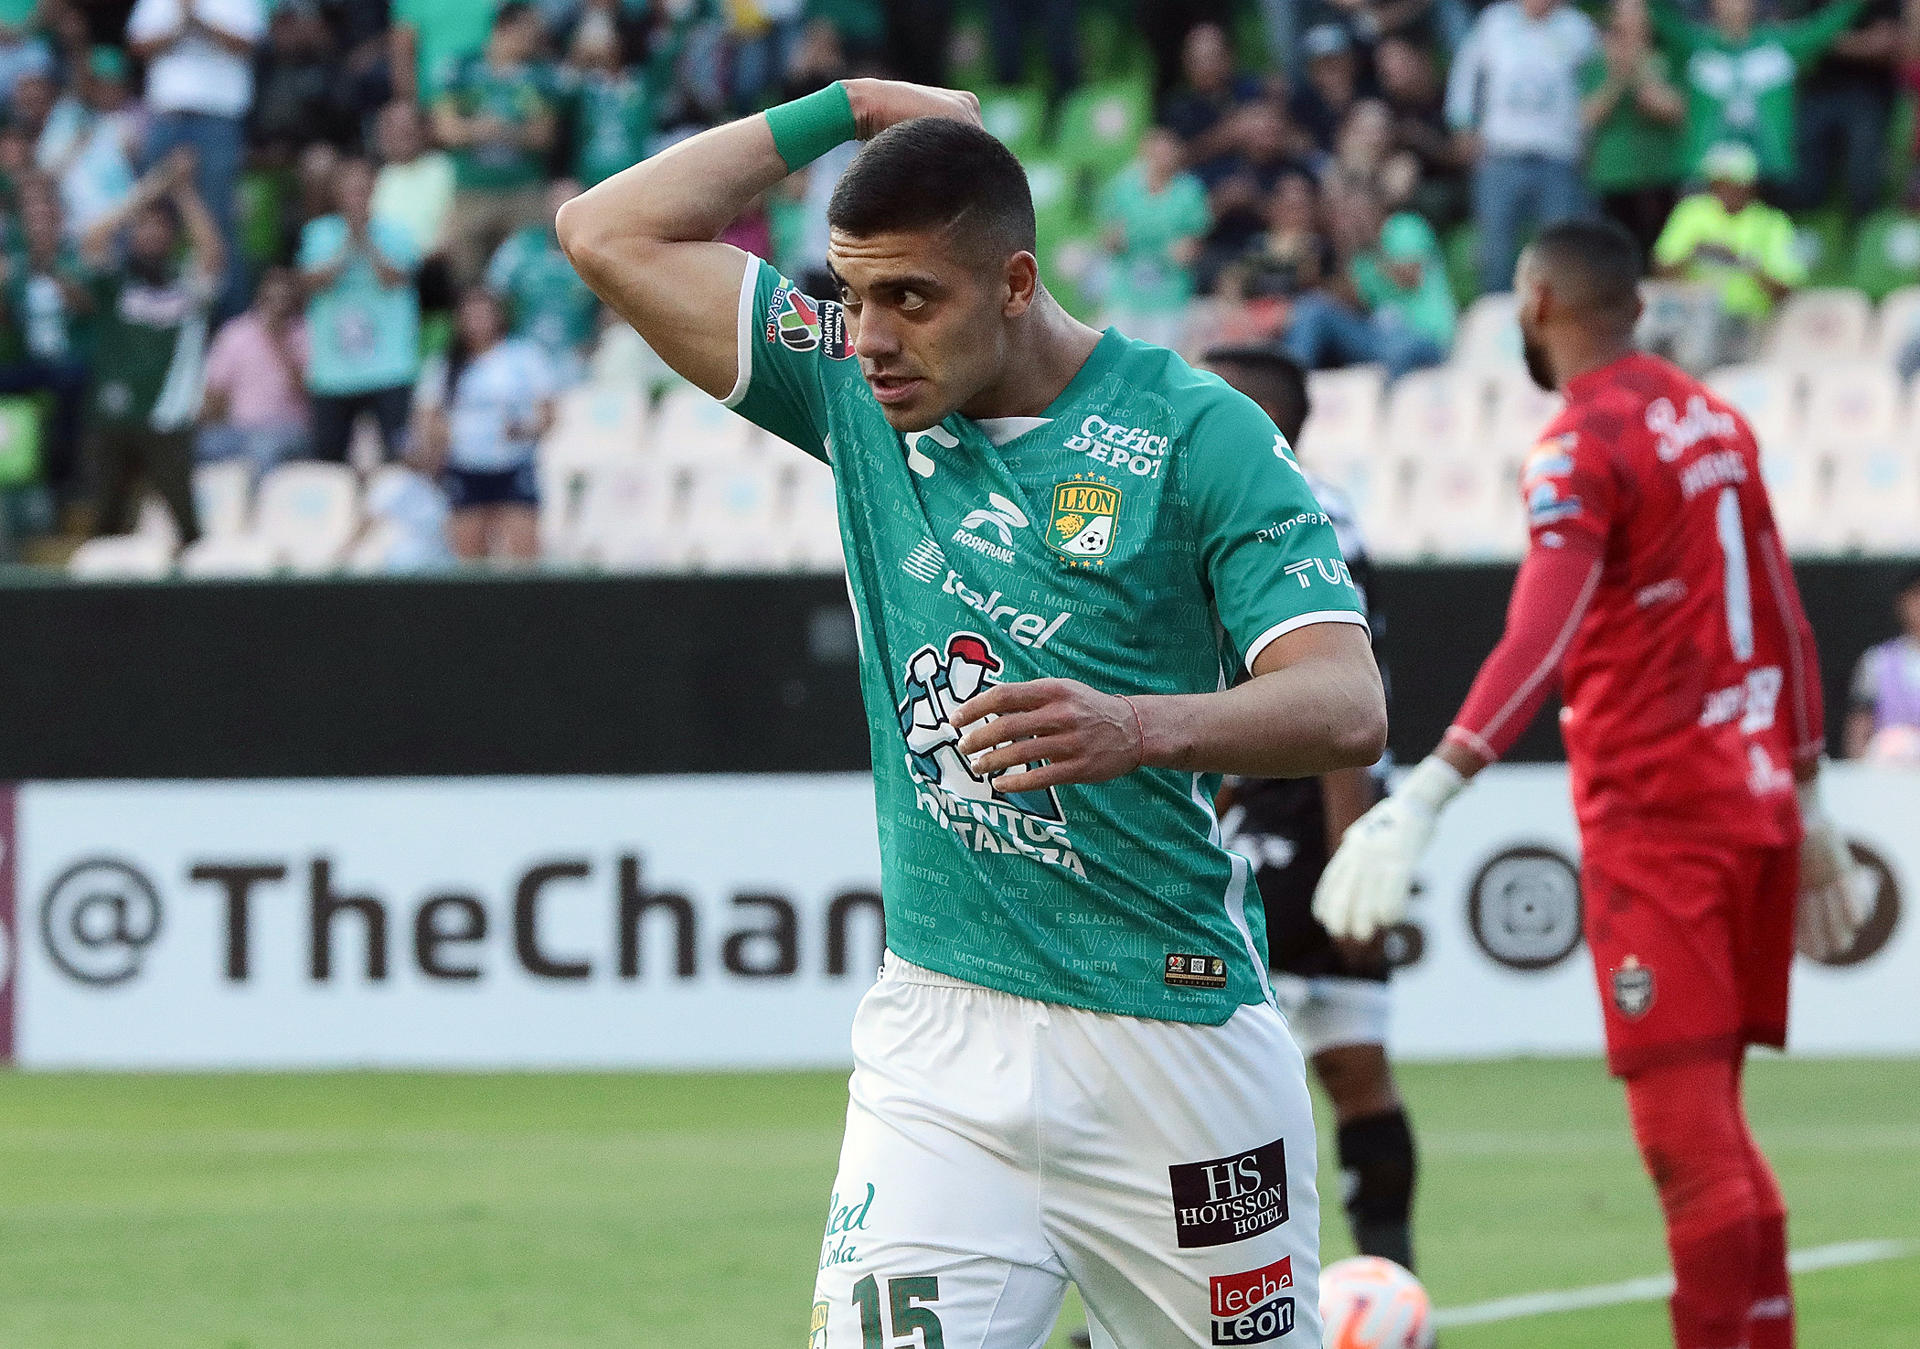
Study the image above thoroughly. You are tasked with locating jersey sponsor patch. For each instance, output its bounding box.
[766,283,822,351]
[819,299,850,359]
[899,631,1065,824]
[1526,479,1584,527]
[1169,1137,1289,1248]
[1164,952,1228,989]
[1210,1258,1296,1345]
[1048,475,1121,565]
[1611,954,1655,1018]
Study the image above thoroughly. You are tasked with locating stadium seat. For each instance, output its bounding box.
[1825,443,1920,553]
[253,462,360,571]
[67,532,174,579]
[1382,368,1486,454]
[1758,441,1828,556]
[977,87,1047,159]
[1301,366,1387,463]
[681,461,787,572]
[1399,449,1525,560]
[1705,363,1803,449]
[178,533,280,578]
[134,494,182,552]
[1449,293,1521,372]
[1804,366,1904,443]
[569,458,679,570]
[1485,370,1565,469]
[1850,209,1920,301]
[1054,79,1150,181]
[1872,285,1920,365]
[545,385,649,465]
[650,384,760,468]
[1765,287,1874,365]
[781,457,844,572]
[192,461,254,539]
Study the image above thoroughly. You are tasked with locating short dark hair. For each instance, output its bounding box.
[1204,346,1311,447]
[1526,218,1643,325]
[827,118,1037,266]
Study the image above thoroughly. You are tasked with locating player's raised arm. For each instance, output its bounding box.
[556,79,979,400]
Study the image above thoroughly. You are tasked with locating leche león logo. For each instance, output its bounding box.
[1049,475,1121,565]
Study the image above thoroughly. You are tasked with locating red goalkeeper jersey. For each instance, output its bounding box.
[1447,352,1822,845]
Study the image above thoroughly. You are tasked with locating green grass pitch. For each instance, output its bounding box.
[0,1058,1914,1347]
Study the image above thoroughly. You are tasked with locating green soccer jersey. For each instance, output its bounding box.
[86,265,213,433]
[726,258,1368,1023]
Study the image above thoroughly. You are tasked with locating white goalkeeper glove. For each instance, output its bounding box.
[1313,755,1466,942]
[1795,777,1871,962]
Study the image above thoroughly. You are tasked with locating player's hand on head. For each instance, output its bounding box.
[951,678,1144,794]
[843,78,983,139]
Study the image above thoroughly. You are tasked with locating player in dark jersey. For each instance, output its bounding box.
[1202,349,1417,1274]
[1316,219,1867,1349]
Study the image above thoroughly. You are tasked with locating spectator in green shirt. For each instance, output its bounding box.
[562,22,660,188]
[485,177,599,382]
[1282,196,1452,379]
[1094,127,1212,351]
[1652,141,1804,364]
[1582,0,1686,260]
[1654,0,1869,188]
[78,149,224,544]
[0,180,91,506]
[432,1,558,283]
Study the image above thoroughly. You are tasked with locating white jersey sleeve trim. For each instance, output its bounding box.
[1243,610,1371,673]
[721,256,759,409]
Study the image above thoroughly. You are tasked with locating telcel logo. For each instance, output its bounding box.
[940,571,1071,648]
[1210,1257,1295,1344]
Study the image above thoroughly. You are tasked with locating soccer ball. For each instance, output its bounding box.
[1319,1256,1435,1349]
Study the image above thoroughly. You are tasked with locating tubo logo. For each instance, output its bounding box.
[1210,1257,1295,1345]
[40,857,163,986]
[1168,1137,1289,1248]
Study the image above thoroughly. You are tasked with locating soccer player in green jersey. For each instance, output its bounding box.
[559,79,1386,1349]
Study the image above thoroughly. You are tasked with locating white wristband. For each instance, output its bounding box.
[1400,755,1467,816]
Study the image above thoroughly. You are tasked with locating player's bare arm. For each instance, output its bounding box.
[953,620,1386,793]
[557,79,979,399]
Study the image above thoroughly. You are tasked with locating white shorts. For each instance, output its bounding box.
[809,953,1322,1349]
[1269,975,1391,1059]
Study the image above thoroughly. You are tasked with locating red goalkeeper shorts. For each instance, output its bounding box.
[1580,828,1798,1078]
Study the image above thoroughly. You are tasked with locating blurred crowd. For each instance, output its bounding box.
[1099,0,1920,376]
[0,0,1916,567]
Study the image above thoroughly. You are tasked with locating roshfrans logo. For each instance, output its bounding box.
[953,493,1028,562]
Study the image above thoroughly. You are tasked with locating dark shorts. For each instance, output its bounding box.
[1228,778,1392,983]
[443,461,538,510]
[1582,828,1797,1078]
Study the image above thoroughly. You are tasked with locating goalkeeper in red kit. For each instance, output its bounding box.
[1314,218,1869,1349]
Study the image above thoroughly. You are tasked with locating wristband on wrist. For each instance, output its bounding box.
[765,81,857,173]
